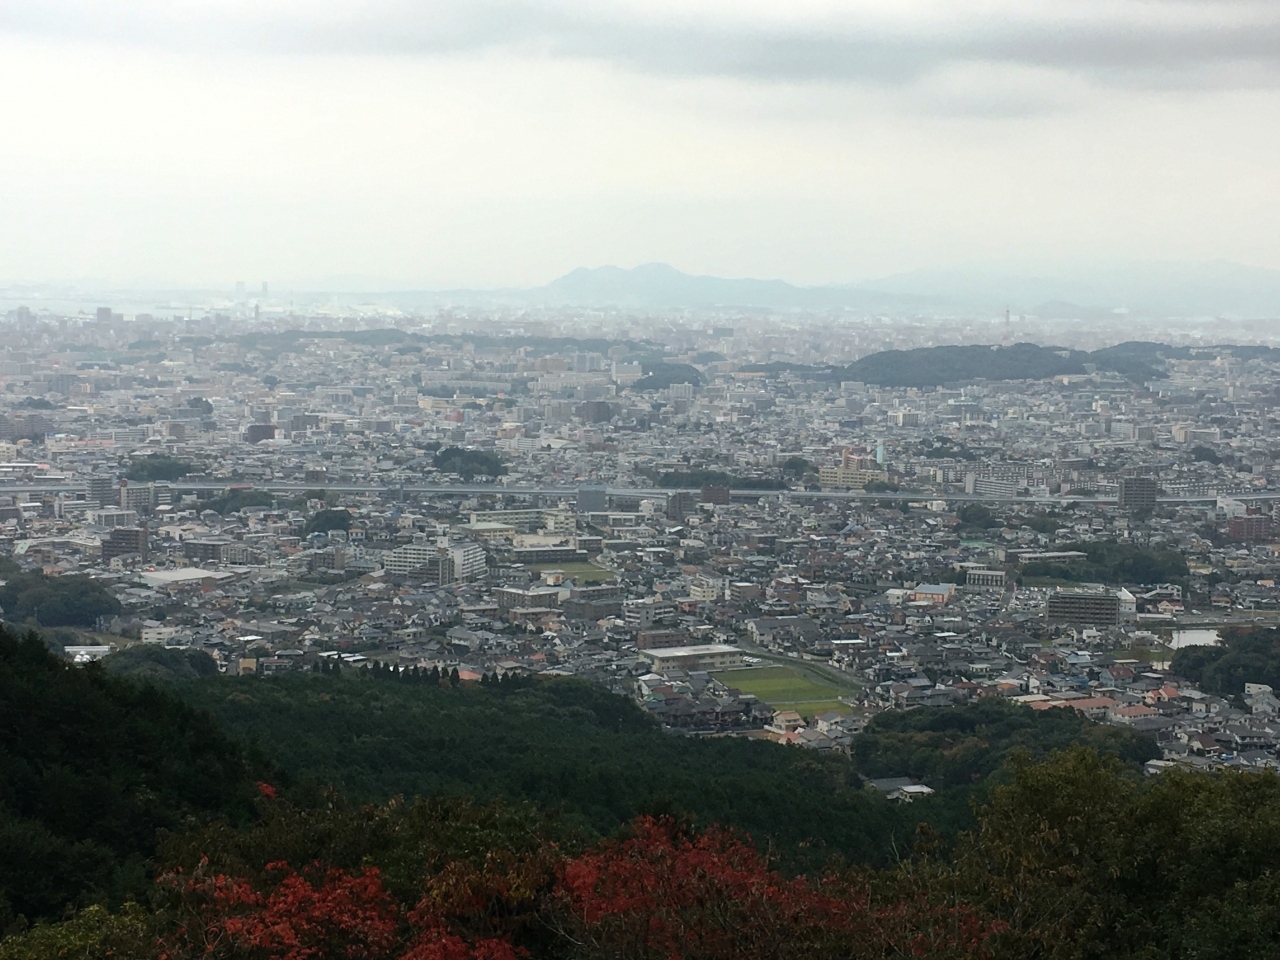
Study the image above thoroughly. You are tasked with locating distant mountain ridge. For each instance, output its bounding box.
[533,263,928,310]
[18,259,1280,318]
[481,260,1280,316]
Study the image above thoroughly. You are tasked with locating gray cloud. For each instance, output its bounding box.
[3,0,1279,89]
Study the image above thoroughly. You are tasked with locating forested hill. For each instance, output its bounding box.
[834,343,1280,391]
[744,340,1279,388]
[174,668,907,869]
[170,668,1164,863]
[839,341,1164,387]
[2,633,1157,928]
[0,629,259,926]
[841,342,1079,386]
[13,635,1280,959]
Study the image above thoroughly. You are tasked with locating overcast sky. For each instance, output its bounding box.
[1,0,1279,289]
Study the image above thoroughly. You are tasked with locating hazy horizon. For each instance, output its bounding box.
[2,1,1280,289]
[8,260,1280,326]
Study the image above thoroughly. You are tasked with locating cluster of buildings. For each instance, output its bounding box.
[3,305,1280,766]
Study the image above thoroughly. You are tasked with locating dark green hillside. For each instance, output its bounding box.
[1088,341,1179,380]
[0,630,1162,930]
[842,342,1084,386]
[833,341,1167,387]
[172,672,1161,872]
[632,361,703,392]
[174,672,903,870]
[0,629,258,925]
[852,698,1157,794]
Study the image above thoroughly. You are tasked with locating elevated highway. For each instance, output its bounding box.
[0,477,1273,507]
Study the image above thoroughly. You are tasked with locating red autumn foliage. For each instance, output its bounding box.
[554,816,1004,960]
[396,929,523,960]
[553,816,848,960]
[159,859,399,960]
[157,817,1003,960]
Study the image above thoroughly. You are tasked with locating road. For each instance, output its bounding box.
[0,476,1273,507]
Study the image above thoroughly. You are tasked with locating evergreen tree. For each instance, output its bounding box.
[0,626,257,923]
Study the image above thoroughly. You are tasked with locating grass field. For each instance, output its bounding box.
[712,666,849,719]
[529,561,616,583]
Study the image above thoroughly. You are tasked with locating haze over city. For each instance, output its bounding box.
[8,6,1280,960]
[3,0,1280,293]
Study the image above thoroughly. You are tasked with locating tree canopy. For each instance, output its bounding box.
[7,734,1280,960]
[125,455,195,482]
[0,560,120,628]
[432,447,507,480]
[4,627,1279,959]
[304,509,352,536]
[0,628,258,926]
[174,672,905,871]
[202,489,275,515]
[631,361,703,392]
[1172,627,1280,696]
[1020,539,1189,585]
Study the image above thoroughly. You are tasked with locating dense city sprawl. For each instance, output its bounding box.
[5,304,1280,794]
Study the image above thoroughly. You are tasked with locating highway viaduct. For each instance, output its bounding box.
[0,478,1273,508]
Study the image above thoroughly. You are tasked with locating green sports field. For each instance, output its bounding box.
[712,665,849,719]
